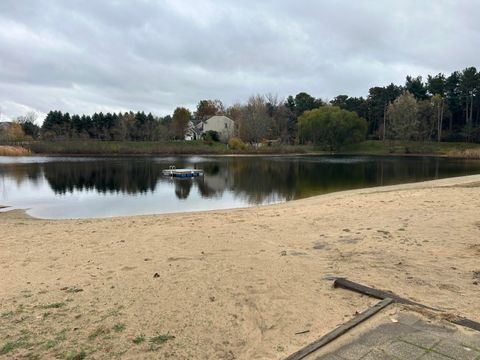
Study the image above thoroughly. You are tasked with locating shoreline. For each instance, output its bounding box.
[4,139,480,159]
[1,175,480,358]
[0,151,472,159]
[2,174,480,222]
[4,150,480,160]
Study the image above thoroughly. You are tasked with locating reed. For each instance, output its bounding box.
[447,148,480,159]
[0,145,32,156]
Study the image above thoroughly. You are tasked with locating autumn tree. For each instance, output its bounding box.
[16,112,40,139]
[386,92,419,140]
[417,100,436,140]
[194,99,224,122]
[172,107,191,140]
[0,122,26,141]
[237,95,271,144]
[265,94,292,143]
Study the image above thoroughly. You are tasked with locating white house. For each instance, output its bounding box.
[184,121,198,141]
[202,115,234,142]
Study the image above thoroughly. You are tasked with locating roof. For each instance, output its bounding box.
[206,115,234,123]
[0,122,13,130]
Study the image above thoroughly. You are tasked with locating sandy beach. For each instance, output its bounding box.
[1,175,480,359]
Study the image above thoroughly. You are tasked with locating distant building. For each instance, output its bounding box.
[184,121,198,141]
[195,121,204,135]
[0,121,13,130]
[202,115,234,142]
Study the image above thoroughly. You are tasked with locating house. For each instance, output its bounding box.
[195,121,204,135]
[202,115,234,142]
[184,121,198,141]
[0,122,13,131]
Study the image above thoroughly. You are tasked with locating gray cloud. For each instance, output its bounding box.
[0,0,479,123]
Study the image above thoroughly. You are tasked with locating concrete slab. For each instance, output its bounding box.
[302,304,480,360]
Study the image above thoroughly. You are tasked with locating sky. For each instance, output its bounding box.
[1,0,479,123]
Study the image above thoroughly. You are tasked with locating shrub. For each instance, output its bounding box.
[228,137,246,150]
[202,130,220,142]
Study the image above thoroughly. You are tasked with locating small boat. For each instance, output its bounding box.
[162,165,204,178]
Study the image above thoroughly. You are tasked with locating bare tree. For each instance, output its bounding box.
[431,95,445,142]
[238,95,271,144]
[386,92,419,140]
[15,111,38,125]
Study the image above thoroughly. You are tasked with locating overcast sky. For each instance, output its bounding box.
[1,0,479,123]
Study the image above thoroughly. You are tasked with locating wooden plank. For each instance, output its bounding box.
[334,278,480,332]
[284,298,394,360]
[333,278,439,311]
[333,278,397,301]
[452,318,480,332]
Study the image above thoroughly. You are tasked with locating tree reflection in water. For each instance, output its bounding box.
[1,156,480,205]
[174,179,192,199]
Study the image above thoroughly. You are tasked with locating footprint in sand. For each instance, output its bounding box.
[121,266,136,271]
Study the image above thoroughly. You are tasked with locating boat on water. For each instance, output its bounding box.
[162,165,204,178]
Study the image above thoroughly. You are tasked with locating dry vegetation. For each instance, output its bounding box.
[0,145,32,156]
[447,148,480,159]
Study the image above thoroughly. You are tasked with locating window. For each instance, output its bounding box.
[224,123,228,128]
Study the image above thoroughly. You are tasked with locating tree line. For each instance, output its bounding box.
[3,66,480,145]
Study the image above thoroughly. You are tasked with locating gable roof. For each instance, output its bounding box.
[206,115,234,123]
[0,122,13,130]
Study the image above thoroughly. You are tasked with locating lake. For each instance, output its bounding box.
[1,155,480,219]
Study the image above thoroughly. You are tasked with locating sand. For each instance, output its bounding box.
[1,175,480,359]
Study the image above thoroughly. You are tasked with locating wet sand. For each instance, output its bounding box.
[1,175,480,359]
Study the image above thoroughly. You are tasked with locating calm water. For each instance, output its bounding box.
[1,155,480,219]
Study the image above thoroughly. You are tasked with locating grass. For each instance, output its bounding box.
[148,333,175,352]
[18,139,480,157]
[43,330,66,349]
[100,306,123,321]
[132,334,145,344]
[65,287,83,294]
[65,350,87,360]
[0,331,31,355]
[88,325,109,340]
[42,302,66,309]
[1,340,27,355]
[113,323,126,332]
[340,140,480,157]
[150,334,175,345]
[8,137,480,160]
[23,140,318,155]
[0,145,32,156]
[447,147,480,158]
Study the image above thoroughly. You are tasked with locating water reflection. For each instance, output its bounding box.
[42,160,161,194]
[1,155,479,219]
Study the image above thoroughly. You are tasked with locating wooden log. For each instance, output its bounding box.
[334,278,480,332]
[452,318,480,332]
[333,278,439,311]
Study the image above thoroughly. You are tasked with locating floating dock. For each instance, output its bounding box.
[162,166,204,178]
